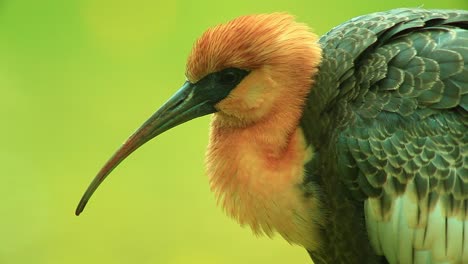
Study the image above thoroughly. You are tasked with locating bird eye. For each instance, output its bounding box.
[218,70,238,85]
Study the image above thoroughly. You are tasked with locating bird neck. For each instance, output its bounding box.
[213,103,300,151]
[205,111,323,250]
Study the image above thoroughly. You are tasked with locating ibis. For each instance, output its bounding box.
[76,8,468,264]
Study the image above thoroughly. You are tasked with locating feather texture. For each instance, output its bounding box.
[301,8,467,263]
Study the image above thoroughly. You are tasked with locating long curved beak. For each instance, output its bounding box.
[75,81,216,215]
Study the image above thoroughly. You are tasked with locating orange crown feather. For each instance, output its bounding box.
[186,13,321,83]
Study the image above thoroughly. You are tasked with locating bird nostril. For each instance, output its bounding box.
[172,99,185,109]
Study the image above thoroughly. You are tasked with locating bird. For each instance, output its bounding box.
[75,8,468,264]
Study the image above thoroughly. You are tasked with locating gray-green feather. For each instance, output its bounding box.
[300,8,467,264]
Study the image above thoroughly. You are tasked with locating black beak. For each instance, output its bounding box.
[75,81,216,215]
[75,67,250,216]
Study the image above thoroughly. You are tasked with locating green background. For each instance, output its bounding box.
[1,0,466,263]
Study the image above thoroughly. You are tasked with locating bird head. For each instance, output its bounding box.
[76,13,321,215]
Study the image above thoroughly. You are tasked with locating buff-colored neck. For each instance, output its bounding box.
[206,116,322,250]
[205,67,323,250]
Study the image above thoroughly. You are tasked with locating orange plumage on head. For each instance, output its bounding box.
[187,13,321,128]
[186,13,322,79]
[186,13,324,250]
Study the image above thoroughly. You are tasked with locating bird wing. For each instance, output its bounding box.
[303,8,468,264]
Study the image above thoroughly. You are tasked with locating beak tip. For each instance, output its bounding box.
[75,199,88,216]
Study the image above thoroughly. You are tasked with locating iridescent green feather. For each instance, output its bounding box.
[301,8,467,264]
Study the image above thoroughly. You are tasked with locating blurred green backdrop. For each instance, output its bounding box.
[1,0,466,263]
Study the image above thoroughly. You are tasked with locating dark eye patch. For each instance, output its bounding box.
[218,71,238,85]
[190,67,250,104]
[215,68,250,87]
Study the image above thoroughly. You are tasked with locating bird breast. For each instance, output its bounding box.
[205,123,323,250]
